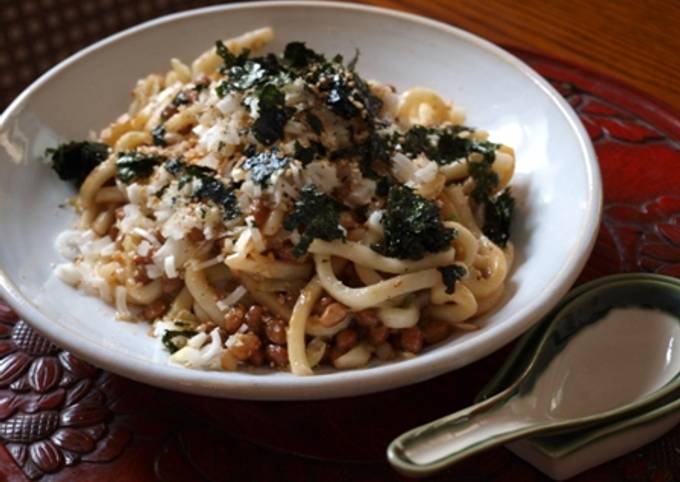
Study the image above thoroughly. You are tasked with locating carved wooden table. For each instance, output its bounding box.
[1,49,679,482]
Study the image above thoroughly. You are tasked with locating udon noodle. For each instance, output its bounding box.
[51,28,516,375]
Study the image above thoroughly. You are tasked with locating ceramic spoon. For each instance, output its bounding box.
[387,278,680,477]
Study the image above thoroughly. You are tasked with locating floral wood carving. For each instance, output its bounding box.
[0,308,129,479]
[604,196,680,277]
[541,66,680,282]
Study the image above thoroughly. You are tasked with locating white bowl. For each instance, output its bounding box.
[0,1,600,400]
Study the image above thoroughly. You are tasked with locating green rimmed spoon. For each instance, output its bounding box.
[388,276,680,477]
[478,273,680,403]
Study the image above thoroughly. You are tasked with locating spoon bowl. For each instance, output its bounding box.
[388,276,680,477]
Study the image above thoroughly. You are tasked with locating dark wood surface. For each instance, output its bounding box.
[1,1,680,481]
[2,1,680,111]
[354,0,680,111]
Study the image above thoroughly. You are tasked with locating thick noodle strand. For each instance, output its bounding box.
[314,254,441,310]
[309,240,455,274]
[287,277,323,375]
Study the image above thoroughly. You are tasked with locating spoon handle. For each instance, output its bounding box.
[387,397,536,477]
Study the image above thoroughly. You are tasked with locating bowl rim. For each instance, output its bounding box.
[0,0,602,400]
